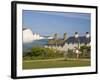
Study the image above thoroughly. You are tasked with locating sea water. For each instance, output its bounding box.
[23,39,49,52]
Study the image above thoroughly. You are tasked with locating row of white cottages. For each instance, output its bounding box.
[44,36,90,52]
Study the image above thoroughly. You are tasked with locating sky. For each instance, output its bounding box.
[22,10,91,37]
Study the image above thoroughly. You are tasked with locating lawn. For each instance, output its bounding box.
[23,58,90,69]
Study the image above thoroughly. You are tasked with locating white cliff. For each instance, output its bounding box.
[33,33,44,40]
[23,28,34,43]
[23,28,44,43]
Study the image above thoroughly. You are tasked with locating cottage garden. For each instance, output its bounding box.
[23,32,91,69]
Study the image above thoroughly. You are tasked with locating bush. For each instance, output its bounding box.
[23,47,64,60]
[79,45,91,58]
[67,45,91,59]
[67,49,76,58]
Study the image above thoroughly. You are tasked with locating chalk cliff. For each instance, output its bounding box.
[23,28,44,43]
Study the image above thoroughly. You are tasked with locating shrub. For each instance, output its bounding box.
[23,47,64,60]
[80,45,91,58]
[67,49,76,58]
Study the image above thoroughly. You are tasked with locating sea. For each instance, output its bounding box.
[23,39,49,52]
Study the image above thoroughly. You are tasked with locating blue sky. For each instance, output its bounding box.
[22,10,91,37]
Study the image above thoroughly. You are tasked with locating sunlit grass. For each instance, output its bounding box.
[23,58,90,69]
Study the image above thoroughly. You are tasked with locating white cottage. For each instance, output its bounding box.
[44,32,90,52]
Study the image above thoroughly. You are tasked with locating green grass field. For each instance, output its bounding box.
[23,58,90,69]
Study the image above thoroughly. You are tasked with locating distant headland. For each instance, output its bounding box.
[23,28,53,43]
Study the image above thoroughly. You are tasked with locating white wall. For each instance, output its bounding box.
[0,0,99,80]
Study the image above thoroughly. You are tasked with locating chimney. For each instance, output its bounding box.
[63,32,67,41]
[54,33,58,40]
[86,32,90,38]
[74,32,79,38]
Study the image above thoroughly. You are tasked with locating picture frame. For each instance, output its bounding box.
[11,1,98,79]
